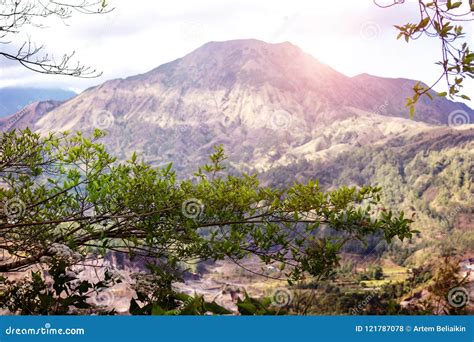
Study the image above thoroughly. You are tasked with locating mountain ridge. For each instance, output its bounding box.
[1,39,473,174]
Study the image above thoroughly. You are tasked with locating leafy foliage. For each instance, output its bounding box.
[0,129,417,314]
[236,293,286,315]
[0,129,415,281]
[378,0,473,114]
[0,259,116,315]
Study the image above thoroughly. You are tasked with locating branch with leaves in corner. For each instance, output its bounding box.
[0,0,112,77]
[375,0,474,117]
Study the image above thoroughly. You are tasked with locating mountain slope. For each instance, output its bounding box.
[0,100,64,131]
[31,39,473,131]
[351,74,473,125]
[2,39,464,173]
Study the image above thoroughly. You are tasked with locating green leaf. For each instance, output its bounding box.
[203,301,232,315]
[237,302,258,315]
[152,304,166,315]
[450,1,462,9]
[418,17,430,29]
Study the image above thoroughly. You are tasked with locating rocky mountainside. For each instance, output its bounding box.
[3,39,472,176]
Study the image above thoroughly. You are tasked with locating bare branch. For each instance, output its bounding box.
[0,0,112,77]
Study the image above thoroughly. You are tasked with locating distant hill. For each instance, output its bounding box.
[0,87,75,117]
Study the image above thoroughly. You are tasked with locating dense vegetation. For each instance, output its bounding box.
[265,130,473,266]
[0,129,417,314]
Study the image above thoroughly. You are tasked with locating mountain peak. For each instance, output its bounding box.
[9,39,473,142]
[132,38,345,97]
[199,39,303,53]
[184,39,323,71]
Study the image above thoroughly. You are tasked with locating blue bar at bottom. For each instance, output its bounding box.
[0,315,472,342]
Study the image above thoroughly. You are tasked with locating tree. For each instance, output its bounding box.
[376,0,474,115]
[0,0,110,77]
[0,129,415,286]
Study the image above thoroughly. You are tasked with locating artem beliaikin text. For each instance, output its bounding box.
[412,325,466,333]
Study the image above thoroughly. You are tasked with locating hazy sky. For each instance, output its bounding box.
[0,0,472,105]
